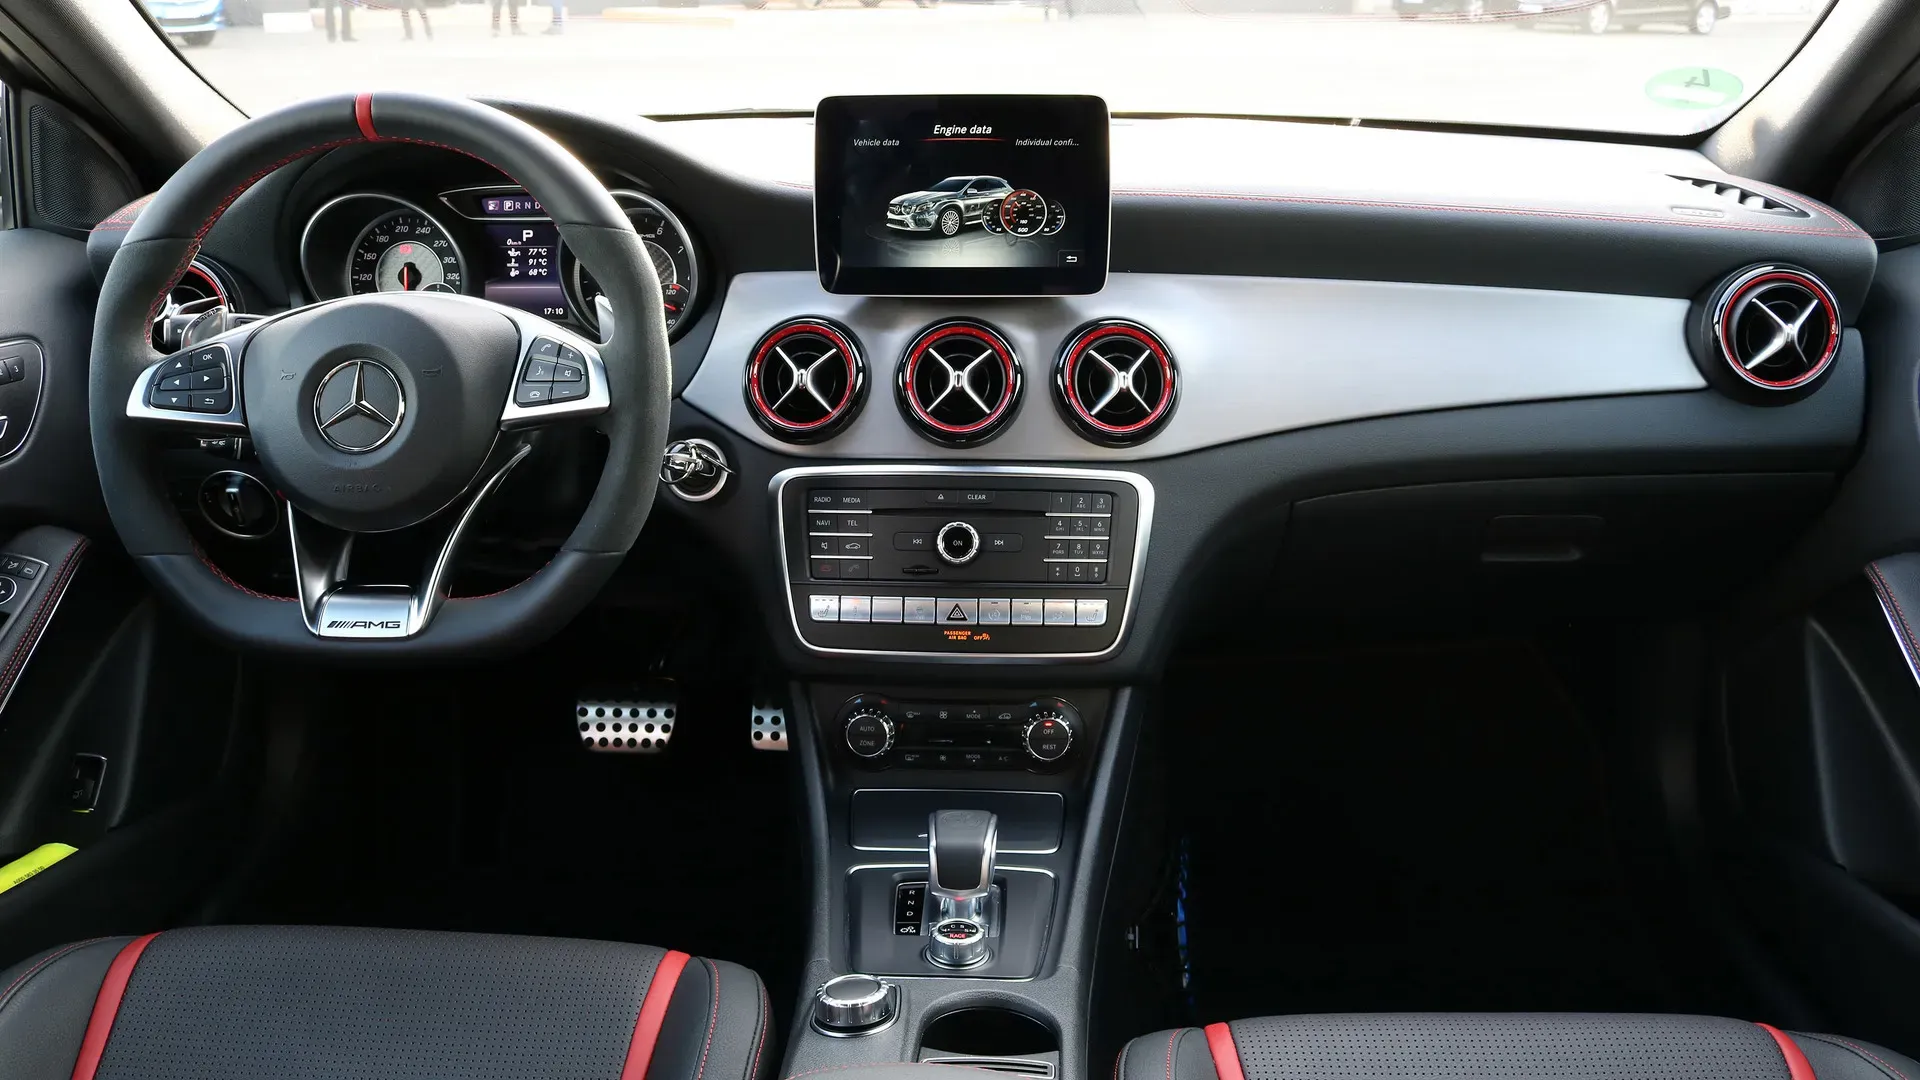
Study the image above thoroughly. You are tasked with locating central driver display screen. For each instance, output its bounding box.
[814,95,1110,296]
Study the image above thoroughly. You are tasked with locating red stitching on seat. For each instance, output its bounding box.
[0,538,87,704]
[0,937,109,1014]
[746,976,770,1080]
[69,932,162,1080]
[621,949,689,1080]
[693,958,721,1080]
[1166,1029,1180,1080]
[1833,1040,1917,1080]
[1757,1023,1818,1080]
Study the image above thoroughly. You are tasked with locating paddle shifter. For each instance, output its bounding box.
[925,809,998,969]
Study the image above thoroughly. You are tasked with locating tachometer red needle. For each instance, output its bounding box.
[400,264,414,290]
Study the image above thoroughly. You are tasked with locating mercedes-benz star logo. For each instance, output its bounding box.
[314,358,405,454]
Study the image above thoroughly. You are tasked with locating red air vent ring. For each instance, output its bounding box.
[1054,320,1179,445]
[1709,266,1840,391]
[896,320,1023,446]
[743,318,866,443]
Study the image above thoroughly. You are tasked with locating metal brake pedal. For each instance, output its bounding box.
[750,703,788,751]
[577,698,676,753]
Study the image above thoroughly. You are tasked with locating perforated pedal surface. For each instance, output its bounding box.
[751,704,788,751]
[577,700,676,753]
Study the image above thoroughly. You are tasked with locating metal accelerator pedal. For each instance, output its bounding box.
[576,694,677,753]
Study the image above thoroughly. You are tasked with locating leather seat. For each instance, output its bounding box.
[1120,1014,1920,1080]
[0,925,774,1080]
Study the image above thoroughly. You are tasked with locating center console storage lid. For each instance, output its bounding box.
[852,789,1065,854]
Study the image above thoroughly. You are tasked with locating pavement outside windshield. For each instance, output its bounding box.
[186,0,1819,138]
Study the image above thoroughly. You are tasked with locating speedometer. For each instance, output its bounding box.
[999,190,1049,237]
[349,209,465,295]
[571,191,700,337]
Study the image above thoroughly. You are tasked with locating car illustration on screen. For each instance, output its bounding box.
[886,176,1015,236]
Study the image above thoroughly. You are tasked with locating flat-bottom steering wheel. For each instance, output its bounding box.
[90,93,672,658]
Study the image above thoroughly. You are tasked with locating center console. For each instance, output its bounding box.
[775,466,1153,660]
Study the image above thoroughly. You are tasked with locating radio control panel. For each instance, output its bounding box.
[776,469,1151,659]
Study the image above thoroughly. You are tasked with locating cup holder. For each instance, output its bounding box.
[920,1009,1059,1076]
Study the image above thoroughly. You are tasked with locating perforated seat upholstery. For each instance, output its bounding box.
[0,925,774,1080]
[1119,1014,1920,1080]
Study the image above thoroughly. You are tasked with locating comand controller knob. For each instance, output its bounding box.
[843,708,896,759]
[936,521,981,565]
[1022,708,1075,763]
[811,973,901,1036]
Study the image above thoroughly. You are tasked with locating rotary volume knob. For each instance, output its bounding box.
[936,521,980,565]
[812,974,900,1036]
[1022,710,1075,763]
[843,708,896,759]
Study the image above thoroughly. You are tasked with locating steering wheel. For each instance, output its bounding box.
[89,93,672,658]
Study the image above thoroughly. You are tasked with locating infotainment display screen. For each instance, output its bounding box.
[814,95,1110,296]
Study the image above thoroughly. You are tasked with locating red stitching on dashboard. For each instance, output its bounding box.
[0,538,86,701]
[1111,186,1870,238]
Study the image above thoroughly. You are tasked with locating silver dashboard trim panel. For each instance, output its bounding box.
[771,465,1153,662]
[687,271,1708,461]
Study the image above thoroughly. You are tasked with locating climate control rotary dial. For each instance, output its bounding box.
[1022,709,1075,763]
[844,708,896,759]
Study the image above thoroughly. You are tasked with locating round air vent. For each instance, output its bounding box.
[743,318,866,443]
[1696,264,1841,398]
[1053,320,1178,446]
[897,320,1023,446]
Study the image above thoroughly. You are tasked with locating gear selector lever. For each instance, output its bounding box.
[925,809,998,968]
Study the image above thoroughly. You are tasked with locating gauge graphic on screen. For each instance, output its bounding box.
[979,198,1007,235]
[570,192,699,337]
[348,209,465,295]
[1041,199,1067,236]
[998,190,1050,237]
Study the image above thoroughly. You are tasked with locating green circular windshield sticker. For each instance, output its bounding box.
[1646,67,1744,109]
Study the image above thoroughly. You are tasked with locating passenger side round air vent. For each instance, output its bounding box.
[1053,320,1179,446]
[897,320,1023,446]
[743,318,867,443]
[1694,264,1841,400]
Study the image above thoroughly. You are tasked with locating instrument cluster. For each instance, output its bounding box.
[297,183,701,339]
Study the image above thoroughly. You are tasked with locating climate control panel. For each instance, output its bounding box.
[836,693,1082,770]
[777,468,1151,659]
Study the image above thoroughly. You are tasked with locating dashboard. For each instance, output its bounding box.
[93,102,1880,676]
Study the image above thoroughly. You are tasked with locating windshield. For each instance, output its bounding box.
[150,0,1838,136]
[926,178,972,192]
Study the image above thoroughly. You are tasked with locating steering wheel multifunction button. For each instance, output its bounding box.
[147,343,236,414]
[516,336,591,406]
[936,521,980,564]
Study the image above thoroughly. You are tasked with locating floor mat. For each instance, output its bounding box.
[1167,640,1671,1022]
[213,606,805,1010]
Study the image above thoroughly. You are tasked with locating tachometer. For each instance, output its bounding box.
[349,209,465,295]
[999,190,1049,237]
[1041,199,1067,237]
[571,191,699,337]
